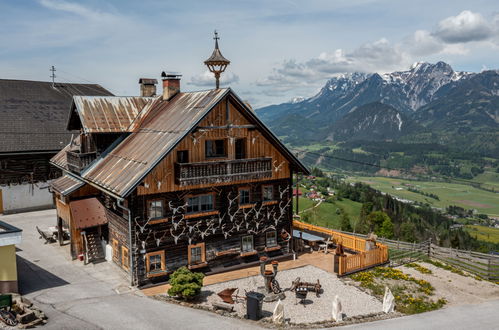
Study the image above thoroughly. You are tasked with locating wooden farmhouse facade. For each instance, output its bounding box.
[50,76,309,287]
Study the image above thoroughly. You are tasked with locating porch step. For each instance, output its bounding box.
[85,231,105,263]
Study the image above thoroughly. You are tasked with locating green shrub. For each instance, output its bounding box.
[167,267,204,300]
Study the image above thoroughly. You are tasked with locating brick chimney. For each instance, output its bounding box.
[139,78,158,97]
[161,72,181,100]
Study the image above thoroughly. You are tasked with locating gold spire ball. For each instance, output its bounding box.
[204,30,230,89]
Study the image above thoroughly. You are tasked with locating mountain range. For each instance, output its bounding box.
[257,62,499,156]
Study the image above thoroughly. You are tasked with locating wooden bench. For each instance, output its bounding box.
[36,226,56,244]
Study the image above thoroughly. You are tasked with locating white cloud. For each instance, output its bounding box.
[39,0,117,21]
[189,70,239,87]
[434,10,493,43]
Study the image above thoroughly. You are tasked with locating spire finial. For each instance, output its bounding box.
[204,30,230,89]
[214,30,219,49]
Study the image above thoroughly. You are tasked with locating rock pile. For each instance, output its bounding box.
[7,294,47,328]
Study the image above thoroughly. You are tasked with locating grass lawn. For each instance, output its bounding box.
[464,225,499,244]
[300,198,362,230]
[347,176,499,217]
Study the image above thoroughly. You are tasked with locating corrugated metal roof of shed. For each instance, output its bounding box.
[73,96,154,133]
[50,174,84,196]
[82,88,229,197]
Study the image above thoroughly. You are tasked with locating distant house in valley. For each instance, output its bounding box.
[0,79,112,214]
[49,37,309,287]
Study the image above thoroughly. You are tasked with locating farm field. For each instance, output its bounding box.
[472,170,499,191]
[464,225,499,244]
[346,176,499,216]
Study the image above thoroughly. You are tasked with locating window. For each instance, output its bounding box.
[112,239,119,262]
[186,194,214,214]
[148,200,164,219]
[262,185,274,202]
[188,243,206,265]
[205,139,226,158]
[239,188,251,205]
[235,138,246,159]
[266,231,277,247]
[121,246,129,270]
[241,235,254,253]
[177,150,189,163]
[146,251,166,276]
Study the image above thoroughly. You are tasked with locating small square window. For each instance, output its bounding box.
[262,185,274,202]
[266,231,277,247]
[149,254,162,271]
[205,139,226,158]
[239,189,250,205]
[241,235,254,252]
[148,200,164,219]
[189,243,205,265]
[186,194,214,214]
[191,247,202,263]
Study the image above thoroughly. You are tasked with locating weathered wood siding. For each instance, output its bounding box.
[137,97,291,195]
[107,208,129,267]
[132,179,293,287]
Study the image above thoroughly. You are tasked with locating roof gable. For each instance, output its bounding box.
[53,88,308,198]
[68,96,154,133]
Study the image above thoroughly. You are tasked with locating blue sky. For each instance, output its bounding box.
[0,0,498,107]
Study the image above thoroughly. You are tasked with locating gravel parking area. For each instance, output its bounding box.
[200,265,382,324]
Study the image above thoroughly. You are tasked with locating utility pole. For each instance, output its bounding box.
[50,66,56,88]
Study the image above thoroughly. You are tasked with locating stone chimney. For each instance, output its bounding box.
[161,72,181,100]
[138,78,158,97]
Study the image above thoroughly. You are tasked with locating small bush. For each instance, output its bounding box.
[167,267,204,300]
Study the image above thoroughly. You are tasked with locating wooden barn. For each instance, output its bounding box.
[0,79,112,214]
[50,38,309,287]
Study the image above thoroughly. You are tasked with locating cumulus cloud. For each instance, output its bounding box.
[189,70,239,87]
[257,10,499,98]
[256,38,410,95]
[434,10,493,43]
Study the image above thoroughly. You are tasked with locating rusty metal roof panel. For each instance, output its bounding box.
[50,174,84,196]
[82,88,229,197]
[73,96,154,133]
[69,197,108,230]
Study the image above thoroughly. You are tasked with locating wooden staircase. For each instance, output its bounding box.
[82,229,105,264]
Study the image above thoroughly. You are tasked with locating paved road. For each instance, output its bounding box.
[3,210,260,330]
[339,299,499,330]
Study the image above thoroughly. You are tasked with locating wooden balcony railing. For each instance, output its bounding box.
[175,157,272,186]
[67,151,97,174]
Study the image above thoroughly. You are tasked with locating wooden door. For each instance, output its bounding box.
[235,138,246,159]
[0,189,3,214]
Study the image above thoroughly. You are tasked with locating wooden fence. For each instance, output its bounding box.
[293,220,389,275]
[293,220,499,280]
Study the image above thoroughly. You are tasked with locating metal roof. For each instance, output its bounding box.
[0,79,112,153]
[82,89,229,197]
[50,174,84,196]
[71,96,154,133]
[50,135,80,170]
[69,198,108,230]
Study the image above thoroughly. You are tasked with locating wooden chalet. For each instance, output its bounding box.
[0,79,112,214]
[50,38,309,287]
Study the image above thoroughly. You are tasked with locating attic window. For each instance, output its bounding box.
[205,139,226,158]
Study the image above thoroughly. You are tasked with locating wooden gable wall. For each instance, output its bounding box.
[137,97,291,195]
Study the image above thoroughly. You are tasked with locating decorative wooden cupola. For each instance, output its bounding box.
[204,30,230,89]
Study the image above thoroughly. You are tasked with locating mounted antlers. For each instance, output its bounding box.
[273,160,285,173]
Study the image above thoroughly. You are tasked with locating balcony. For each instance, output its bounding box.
[67,151,97,174]
[175,157,272,186]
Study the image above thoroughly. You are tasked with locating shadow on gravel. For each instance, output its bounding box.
[17,255,69,295]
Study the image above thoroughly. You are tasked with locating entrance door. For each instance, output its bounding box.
[0,189,3,214]
[235,138,246,159]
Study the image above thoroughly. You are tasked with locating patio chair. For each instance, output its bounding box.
[318,237,331,254]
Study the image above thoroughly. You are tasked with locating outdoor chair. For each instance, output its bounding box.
[36,226,56,244]
[319,237,331,254]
